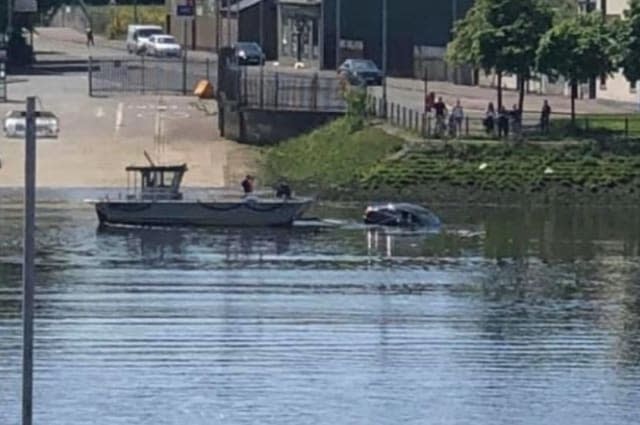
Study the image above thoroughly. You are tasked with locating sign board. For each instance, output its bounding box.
[177,5,195,16]
[14,0,38,13]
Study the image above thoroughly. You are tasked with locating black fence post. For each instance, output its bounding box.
[182,52,188,95]
[274,72,280,109]
[88,56,93,97]
[141,55,145,95]
[465,116,469,136]
[311,73,319,111]
[243,67,248,106]
[421,113,426,138]
[259,64,264,109]
[206,58,210,82]
[625,117,629,139]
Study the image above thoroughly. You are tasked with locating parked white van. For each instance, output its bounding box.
[126,25,164,54]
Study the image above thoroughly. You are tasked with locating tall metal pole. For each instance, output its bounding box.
[235,0,240,44]
[382,0,387,117]
[134,0,139,24]
[452,0,457,25]
[7,0,13,34]
[226,0,231,46]
[215,0,221,51]
[259,0,264,48]
[335,0,341,68]
[22,96,37,425]
[319,0,325,69]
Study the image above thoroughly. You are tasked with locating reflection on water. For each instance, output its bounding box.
[0,190,639,425]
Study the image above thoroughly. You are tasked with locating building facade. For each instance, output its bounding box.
[591,0,639,105]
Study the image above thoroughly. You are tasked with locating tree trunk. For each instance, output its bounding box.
[497,71,503,111]
[570,79,577,126]
[518,75,526,114]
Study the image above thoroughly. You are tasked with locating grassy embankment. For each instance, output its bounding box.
[87,6,165,39]
[261,117,640,204]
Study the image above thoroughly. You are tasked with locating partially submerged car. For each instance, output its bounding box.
[3,110,59,138]
[364,203,441,227]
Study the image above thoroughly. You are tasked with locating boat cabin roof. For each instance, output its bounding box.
[125,164,188,173]
[125,164,187,200]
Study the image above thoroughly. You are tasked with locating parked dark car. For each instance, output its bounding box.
[234,42,265,66]
[338,59,384,86]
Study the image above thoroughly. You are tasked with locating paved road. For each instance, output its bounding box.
[0,29,257,188]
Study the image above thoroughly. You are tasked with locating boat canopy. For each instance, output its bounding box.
[126,164,187,200]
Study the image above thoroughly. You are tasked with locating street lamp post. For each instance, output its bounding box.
[382,0,387,117]
[21,96,37,425]
[335,0,341,68]
[7,0,13,34]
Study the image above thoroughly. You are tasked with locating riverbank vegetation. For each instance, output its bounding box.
[260,116,640,204]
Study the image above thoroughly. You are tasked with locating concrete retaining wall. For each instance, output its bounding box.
[220,103,343,145]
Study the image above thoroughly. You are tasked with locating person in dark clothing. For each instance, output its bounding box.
[86,27,95,47]
[275,181,292,199]
[540,99,551,133]
[510,104,522,139]
[433,97,447,137]
[241,175,255,195]
[483,102,496,135]
[497,105,509,139]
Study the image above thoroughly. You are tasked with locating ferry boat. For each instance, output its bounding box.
[88,163,313,227]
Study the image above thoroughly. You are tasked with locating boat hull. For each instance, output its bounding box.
[95,199,312,227]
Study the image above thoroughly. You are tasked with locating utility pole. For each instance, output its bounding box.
[7,0,13,34]
[215,0,221,51]
[259,0,264,48]
[382,0,387,117]
[22,96,37,425]
[319,0,325,69]
[335,0,341,68]
[226,0,231,46]
[134,0,139,24]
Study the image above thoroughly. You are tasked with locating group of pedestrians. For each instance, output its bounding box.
[432,96,466,138]
[482,99,552,139]
[427,93,553,140]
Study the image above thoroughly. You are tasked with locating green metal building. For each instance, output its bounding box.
[323,0,474,76]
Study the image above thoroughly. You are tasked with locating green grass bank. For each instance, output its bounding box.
[260,118,640,205]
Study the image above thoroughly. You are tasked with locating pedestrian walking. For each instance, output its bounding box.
[451,99,464,138]
[540,99,551,134]
[483,102,496,135]
[498,105,509,139]
[86,27,95,47]
[433,96,447,137]
[510,104,522,141]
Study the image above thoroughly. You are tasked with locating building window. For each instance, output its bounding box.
[631,80,637,93]
[600,74,607,90]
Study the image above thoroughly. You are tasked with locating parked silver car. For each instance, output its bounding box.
[3,110,60,138]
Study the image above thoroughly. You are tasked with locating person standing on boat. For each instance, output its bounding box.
[242,175,255,195]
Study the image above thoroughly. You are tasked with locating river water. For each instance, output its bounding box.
[1,189,639,425]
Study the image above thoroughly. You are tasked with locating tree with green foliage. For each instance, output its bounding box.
[447,0,553,111]
[537,13,620,124]
[619,0,640,86]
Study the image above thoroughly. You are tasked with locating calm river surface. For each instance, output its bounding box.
[1,189,639,425]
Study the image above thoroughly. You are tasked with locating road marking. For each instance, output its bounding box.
[115,102,123,132]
